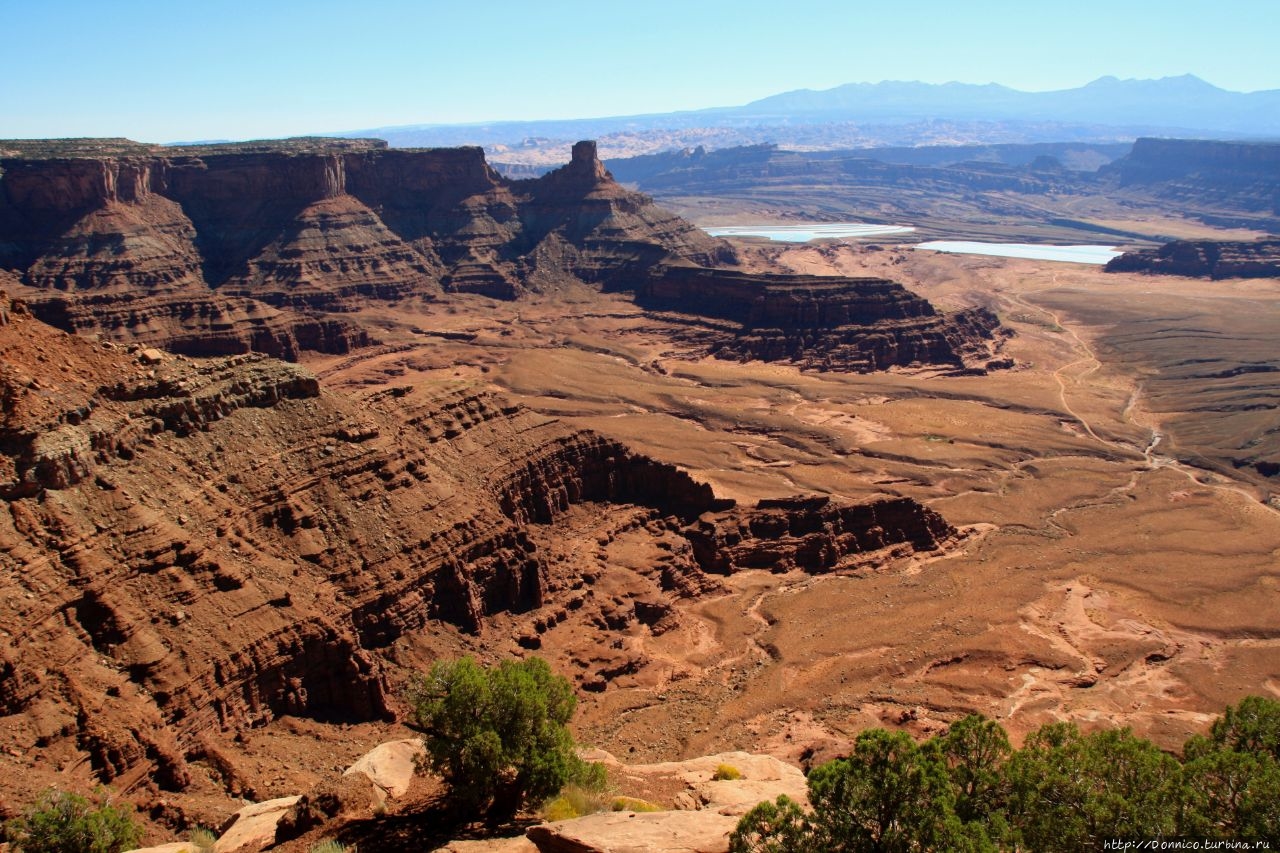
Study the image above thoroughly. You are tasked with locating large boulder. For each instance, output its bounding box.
[436,839,539,853]
[212,796,300,853]
[342,736,426,799]
[527,810,737,853]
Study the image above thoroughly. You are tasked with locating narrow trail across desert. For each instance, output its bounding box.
[1005,279,1275,511]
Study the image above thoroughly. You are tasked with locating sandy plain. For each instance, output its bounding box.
[300,239,1280,776]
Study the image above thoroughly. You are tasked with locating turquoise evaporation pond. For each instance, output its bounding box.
[914,241,1123,265]
[702,223,916,242]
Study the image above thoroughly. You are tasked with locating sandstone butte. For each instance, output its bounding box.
[0,138,1007,846]
[0,137,1004,374]
[1106,237,1280,279]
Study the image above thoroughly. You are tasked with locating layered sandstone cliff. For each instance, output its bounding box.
[1,137,1001,376]
[636,266,1008,372]
[685,495,956,574]
[0,300,957,804]
[0,138,733,355]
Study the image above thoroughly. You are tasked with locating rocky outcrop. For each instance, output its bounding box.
[342,738,425,800]
[272,773,384,847]
[8,136,1016,376]
[495,431,721,526]
[1105,238,1280,279]
[685,495,957,575]
[1100,138,1280,228]
[22,195,205,294]
[528,810,737,853]
[0,308,962,801]
[0,137,734,355]
[0,154,374,357]
[526,751,808,853]
[636,266,1007,372]
[217,195,444,310]
[1,333,322,498]
[7,282,371,359]
[212,796,301,853]
[518,141,735,285]
[612,750,809,815]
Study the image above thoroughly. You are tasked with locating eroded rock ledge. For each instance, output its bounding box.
[636,265,1009,372]
[687,495,956,574]
[0,138,732,357]
[0,306,959,803]
[1105,238,1280,279]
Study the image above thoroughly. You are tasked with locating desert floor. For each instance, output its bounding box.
[300,241,1280,770]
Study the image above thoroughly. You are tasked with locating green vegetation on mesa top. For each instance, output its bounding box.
[731,695,1280,852]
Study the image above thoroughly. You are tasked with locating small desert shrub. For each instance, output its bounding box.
[713,763,743,781]
[569,755,609,792]
[188,826,217,852]
[6,789,142,853]
[309,840,353,853]
[539,753,610,821]
[542,784,609,821]
[541,795,580,822]
[610,796,662,812]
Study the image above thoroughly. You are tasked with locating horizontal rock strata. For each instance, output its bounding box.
[0,304,958,798]
[636,265,1008,372]
[686,495,956,574]
[1105,238,1280,279]
[1101,138,1280,223]
[0,138,733,356]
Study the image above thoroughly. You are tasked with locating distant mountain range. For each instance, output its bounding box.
[336,76,1280,160]
[741,75,1280,132]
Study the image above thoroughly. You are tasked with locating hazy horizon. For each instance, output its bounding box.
[4,0,1279,143]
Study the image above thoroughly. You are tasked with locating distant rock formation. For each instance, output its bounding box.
[636,266,1008,373]
[606,137,1280,239]
[1100,138,1280,228]
[0,138,733,356]
[1105,238,1280,279]
[607,142,1094,198]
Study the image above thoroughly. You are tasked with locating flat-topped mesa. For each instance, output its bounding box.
[0,139,726,281]
[1106,238,1280,279]
[639,267,936,327]
[0,137,735,350]
[1100,138,1280,227]
[0,140,389,262]
[637,265,1009,373]
[1107,138,1280,190]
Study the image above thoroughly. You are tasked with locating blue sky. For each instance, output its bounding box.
[3,0,1278,142]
